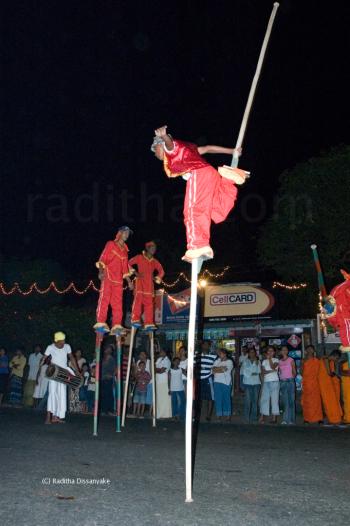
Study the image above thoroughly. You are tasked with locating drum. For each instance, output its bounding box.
[46,364,83,389]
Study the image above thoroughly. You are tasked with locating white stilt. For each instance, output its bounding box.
[185,257,200,503]
[149,332,156,428]
[121,327,136,427]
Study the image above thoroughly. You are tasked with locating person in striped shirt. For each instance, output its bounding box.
[195,340,217,421]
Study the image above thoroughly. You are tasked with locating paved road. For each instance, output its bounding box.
[1,408,349,526]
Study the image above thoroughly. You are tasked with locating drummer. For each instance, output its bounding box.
[42,332,81,424]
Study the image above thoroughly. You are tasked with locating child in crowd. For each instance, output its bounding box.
[79,363,90,413]
[87,365,96,413]
[133,361,151,418]
[168,357,185,420]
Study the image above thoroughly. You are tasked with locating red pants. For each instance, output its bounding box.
[184,166,238,250]
[131,292,154,325]
[96,279,123,326]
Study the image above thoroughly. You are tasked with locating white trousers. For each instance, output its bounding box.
[47,380,67,419]
[259,381,280,416]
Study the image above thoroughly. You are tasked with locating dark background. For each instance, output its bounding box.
[1,0,349,281]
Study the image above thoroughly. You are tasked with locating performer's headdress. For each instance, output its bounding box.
[54,331,66,342]
[116,225,134,239]
[150,136,165,152]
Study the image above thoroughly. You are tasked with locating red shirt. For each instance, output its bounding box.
[163,140,210,178]
[96,240,130,284]
[129,252,165,295]
[135,370,151,392]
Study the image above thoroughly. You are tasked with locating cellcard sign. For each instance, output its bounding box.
[204,284,274,321]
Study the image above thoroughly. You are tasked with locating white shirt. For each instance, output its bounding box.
[213,358,233,385]
[169,368,184,391]
[262,358,279,382]
[28,352,43,380]
[156,356,171,384]
[239,354,248,367]
[44,344,71,368]
[241,359,261,385]
[180,359,187,381]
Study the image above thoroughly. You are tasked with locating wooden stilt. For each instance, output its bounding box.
[115,335,122,432]
[121,327,136,427]
[93,332,103,436]
[149,332,156,427]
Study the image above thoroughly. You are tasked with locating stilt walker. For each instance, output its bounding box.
[151,2,280,501]
[115,335,122,432]
[93,332,103,436]
[94,225,135,335]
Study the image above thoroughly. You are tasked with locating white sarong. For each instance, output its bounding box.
[47,380,67,419]
[156,381,172,419]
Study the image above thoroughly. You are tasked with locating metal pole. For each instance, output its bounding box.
[93,332,103,436]
[231,2,280,167]
[150,332,156,427]
[121,327,136,427]
[185,257,199,503]
[115,336,122,432]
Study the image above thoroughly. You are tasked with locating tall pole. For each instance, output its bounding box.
[231,2,280,168]
[185,257,199,503]
[310,244,328,355]
[115,335,122,432]
[93,332,103,436]
[149,332,156,427]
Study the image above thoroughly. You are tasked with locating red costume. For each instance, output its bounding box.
[326,271,350,350]
[163,140,241,255]
[95,236,130,330]
[129,251,164,328]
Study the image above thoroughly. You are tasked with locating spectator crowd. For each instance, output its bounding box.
[1,339,349,427]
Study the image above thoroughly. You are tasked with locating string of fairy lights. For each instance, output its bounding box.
[0,265,308,296]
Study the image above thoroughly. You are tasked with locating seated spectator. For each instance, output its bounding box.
[168,357,185,420]
[133,361,151,418]
[212,349,233,421]
[279,345,297,425]
[259,346,279,424]
[0,347,9,406]
[23,345,43,407]
[9,348,27,406]
[241,348,261,423]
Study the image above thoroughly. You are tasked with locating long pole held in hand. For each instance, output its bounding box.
[231,2,280,168]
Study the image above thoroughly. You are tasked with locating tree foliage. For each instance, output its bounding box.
[258,146,350,285]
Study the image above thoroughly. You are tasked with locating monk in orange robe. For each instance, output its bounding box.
[318,350,343,425]
[340,362,350,424]
[301,345,323,424]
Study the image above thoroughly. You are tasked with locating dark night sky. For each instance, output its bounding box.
[1,0,349,281]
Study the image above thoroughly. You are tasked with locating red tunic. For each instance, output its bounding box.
[96,241,130,284]
[128,252,164,295]
[129,252,165,326]
[163,140,210,178]
[327,279,350,347]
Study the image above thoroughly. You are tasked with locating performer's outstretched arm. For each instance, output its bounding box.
[198,145,242,156]
[155,125,174,151]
